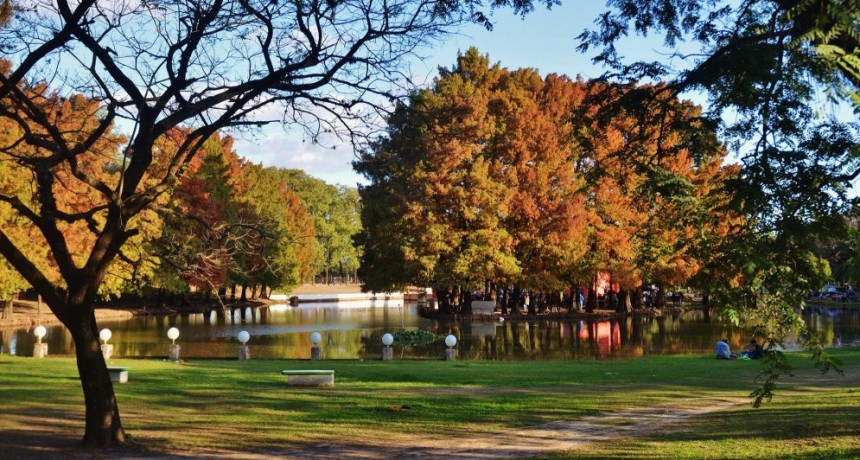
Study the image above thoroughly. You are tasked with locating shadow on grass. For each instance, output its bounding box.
[0,428,193,460]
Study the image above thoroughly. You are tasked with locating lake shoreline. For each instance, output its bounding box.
[0,283,365,330]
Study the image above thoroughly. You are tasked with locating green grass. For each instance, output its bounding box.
[541,387,860,459]
[0,351,858,458]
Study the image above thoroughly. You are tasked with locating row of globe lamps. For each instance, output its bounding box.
[31,326,459,361]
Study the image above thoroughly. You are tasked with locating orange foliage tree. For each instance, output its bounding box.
[356,48,740,313]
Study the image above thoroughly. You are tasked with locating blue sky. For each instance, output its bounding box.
[232,2,629,186]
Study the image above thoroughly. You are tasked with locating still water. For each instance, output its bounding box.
[2,302,857,360]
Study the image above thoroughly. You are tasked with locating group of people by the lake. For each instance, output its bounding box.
[715,338,763,360]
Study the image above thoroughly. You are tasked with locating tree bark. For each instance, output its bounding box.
[656,284,666,308]
[64,307,126,447]
[631,286,643,310]
[1,297,11,320]
[618,289,632,313]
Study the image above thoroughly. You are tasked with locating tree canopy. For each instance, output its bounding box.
[577,0,856,402]
[355,48,739,311]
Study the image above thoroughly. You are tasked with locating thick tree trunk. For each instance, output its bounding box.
[64,308,126,447]
[631,286,643,310]
[1,297,11,320]
[618,289,632,313]
[511,286,522,314]
[656,284,666,308]
[462,286,472,315]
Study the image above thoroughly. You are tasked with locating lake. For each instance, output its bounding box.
[1,302,857,360]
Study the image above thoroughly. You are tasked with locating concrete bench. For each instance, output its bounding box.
[281,370,334,386]
[107,366,129,384]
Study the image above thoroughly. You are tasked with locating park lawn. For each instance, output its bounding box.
[542,384,860,459]
[0,350,858,458]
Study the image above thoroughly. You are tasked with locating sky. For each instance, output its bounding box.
[230,2,626,187]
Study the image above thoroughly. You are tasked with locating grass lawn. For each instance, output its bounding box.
[0,350,858,459]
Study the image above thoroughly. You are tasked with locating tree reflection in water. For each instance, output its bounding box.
[2,304,857,359]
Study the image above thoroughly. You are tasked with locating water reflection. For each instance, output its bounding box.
[1,304,857,360]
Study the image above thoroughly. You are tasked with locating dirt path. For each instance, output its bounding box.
[2,367,856,459]
[169,366,859,460]
[253,395,749,460]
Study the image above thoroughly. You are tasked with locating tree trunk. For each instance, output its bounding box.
[1,297,11,320]
[513,286,524,314]
[585,287,596,313]
[656,284,666,308]
[462,286,473,315]
[618,289,632,313]
[64,307,126,447]
[631,286,643,310]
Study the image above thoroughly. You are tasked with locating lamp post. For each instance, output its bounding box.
[99,328,113,360]
[237,330,251,360]
[444,334,457,361]
[310,331,322,360]
[167,327,181,361]
[33,325,48,358]
[381,333,394,360]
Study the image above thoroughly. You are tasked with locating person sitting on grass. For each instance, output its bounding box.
[715,338,736,359]
[744,338,764,359]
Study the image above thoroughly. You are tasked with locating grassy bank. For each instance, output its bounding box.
[0,351,858,458]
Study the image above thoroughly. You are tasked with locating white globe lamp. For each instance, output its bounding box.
[33,325,47,343]
[310,331,322,345]
[237,330,250,344]
[382,333,394,346]
[445,334,457,348]
[167,327,180,344]
[99,328,112,344]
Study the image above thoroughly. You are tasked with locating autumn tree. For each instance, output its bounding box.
[577,0,859,401]
[275,169,361,284]
[355,49,735,313]
[357,49,525,311]
[154,133,240,302]
[237,164,317,296]
[0,0,546,447]
[571,82,743,310]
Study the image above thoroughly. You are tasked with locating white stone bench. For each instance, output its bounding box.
[107,366,129,384]
[282,370,335,386]
[471,300,495,315]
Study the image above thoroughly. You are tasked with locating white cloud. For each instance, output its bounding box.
[230,126,366,187]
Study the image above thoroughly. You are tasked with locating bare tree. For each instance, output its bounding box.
[0,0,542,448]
